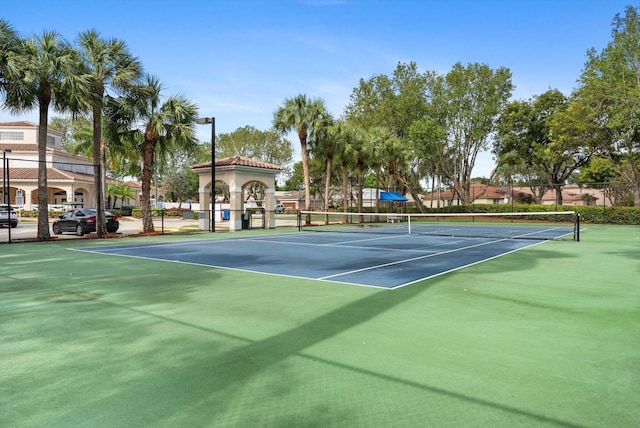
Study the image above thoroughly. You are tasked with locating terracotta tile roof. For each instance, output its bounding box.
[192,155,283,171]
[0,121,63,136]
[124,180,142,189]
[538,188,585,202]
[0,167,95,182]
[0,143,88,157]
[0,121,37,127]
[56,169,97,182]
[0,143,39,152]
[423,184,509,200]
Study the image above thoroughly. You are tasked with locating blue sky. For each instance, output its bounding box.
[0,0,633,177]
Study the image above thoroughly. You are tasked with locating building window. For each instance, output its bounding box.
[47,135,55,146]
[0,131,24,140]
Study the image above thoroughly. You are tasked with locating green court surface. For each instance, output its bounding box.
[1,225,639,427]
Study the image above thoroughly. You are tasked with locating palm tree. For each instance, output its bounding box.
[343,126,370,218]
[311,117,341,223]
[0,19,20,94]
[273,94,329,223]
[76,30,142,236]
[335,123,359,222]
[106,183,134,209]
[2,31,89,239]
[363,127,387,215]
[105,75,198,232]
[66,116,140,180]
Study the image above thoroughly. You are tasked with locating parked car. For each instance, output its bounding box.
[0,204,18,228]
[52,208,119,236]
[275,203,286,213]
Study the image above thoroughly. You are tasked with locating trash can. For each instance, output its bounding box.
[222,209,230,221]
[241,211,251,230]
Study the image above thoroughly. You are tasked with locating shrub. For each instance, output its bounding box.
[130,208,189,217]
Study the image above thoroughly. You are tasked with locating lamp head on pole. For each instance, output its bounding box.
[195,117,215,232]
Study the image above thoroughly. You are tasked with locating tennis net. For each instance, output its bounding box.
[297,210,580,241]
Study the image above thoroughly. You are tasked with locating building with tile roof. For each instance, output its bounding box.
[422,183,609,208]
[0,121,158,211]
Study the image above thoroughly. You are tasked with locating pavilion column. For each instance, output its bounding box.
[229,186,243,231]
[198,184,211,231]
[264,187,276,229]
[62,187,73,206]
[22,187,34,210]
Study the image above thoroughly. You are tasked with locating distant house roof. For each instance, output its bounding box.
[192,155,283,171]
[423,184,509,200]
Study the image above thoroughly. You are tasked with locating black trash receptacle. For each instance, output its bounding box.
[241,211,251,230]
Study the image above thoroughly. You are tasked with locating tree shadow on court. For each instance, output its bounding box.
[34,276,584,427]
[604,248,640,272]
[466,247,578,276]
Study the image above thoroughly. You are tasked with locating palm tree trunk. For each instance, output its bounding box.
[301,139,312,224]
[324,154,332,225]
[92,105,105,237]
[100,136,108,230]
[141,141,156,232]
[375,167,380,218]
[36,99,51,240]
[342,164,349,223]
[357,162,364,223]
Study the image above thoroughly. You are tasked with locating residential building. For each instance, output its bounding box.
[423,183,611,208]
[0,121,160,211]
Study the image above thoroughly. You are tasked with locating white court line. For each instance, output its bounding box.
[70,229,559,290]
[69,245,385,290]
[413,224,571,239]
[318,237,517,280]
[236,233,460,254]
[388,240,545,290]
[70,232,311,253]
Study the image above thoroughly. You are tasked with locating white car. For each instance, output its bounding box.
[275,204,286,213]
[0,204,18,228]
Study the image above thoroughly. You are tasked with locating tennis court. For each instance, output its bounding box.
[2,223,638,427]
[73,218,575,289]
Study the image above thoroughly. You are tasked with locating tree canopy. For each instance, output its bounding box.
[576,5,640,205]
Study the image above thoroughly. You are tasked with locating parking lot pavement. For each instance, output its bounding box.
[1,217,171,242]
[1,215,298,242]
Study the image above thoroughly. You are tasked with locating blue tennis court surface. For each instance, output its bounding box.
[73,225,572,289]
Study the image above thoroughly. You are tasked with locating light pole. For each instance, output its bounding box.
[3,149,12,243]
[196,117,215,232]
[2,149,11,203]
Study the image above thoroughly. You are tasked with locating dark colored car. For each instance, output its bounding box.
[52,208,119,236]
